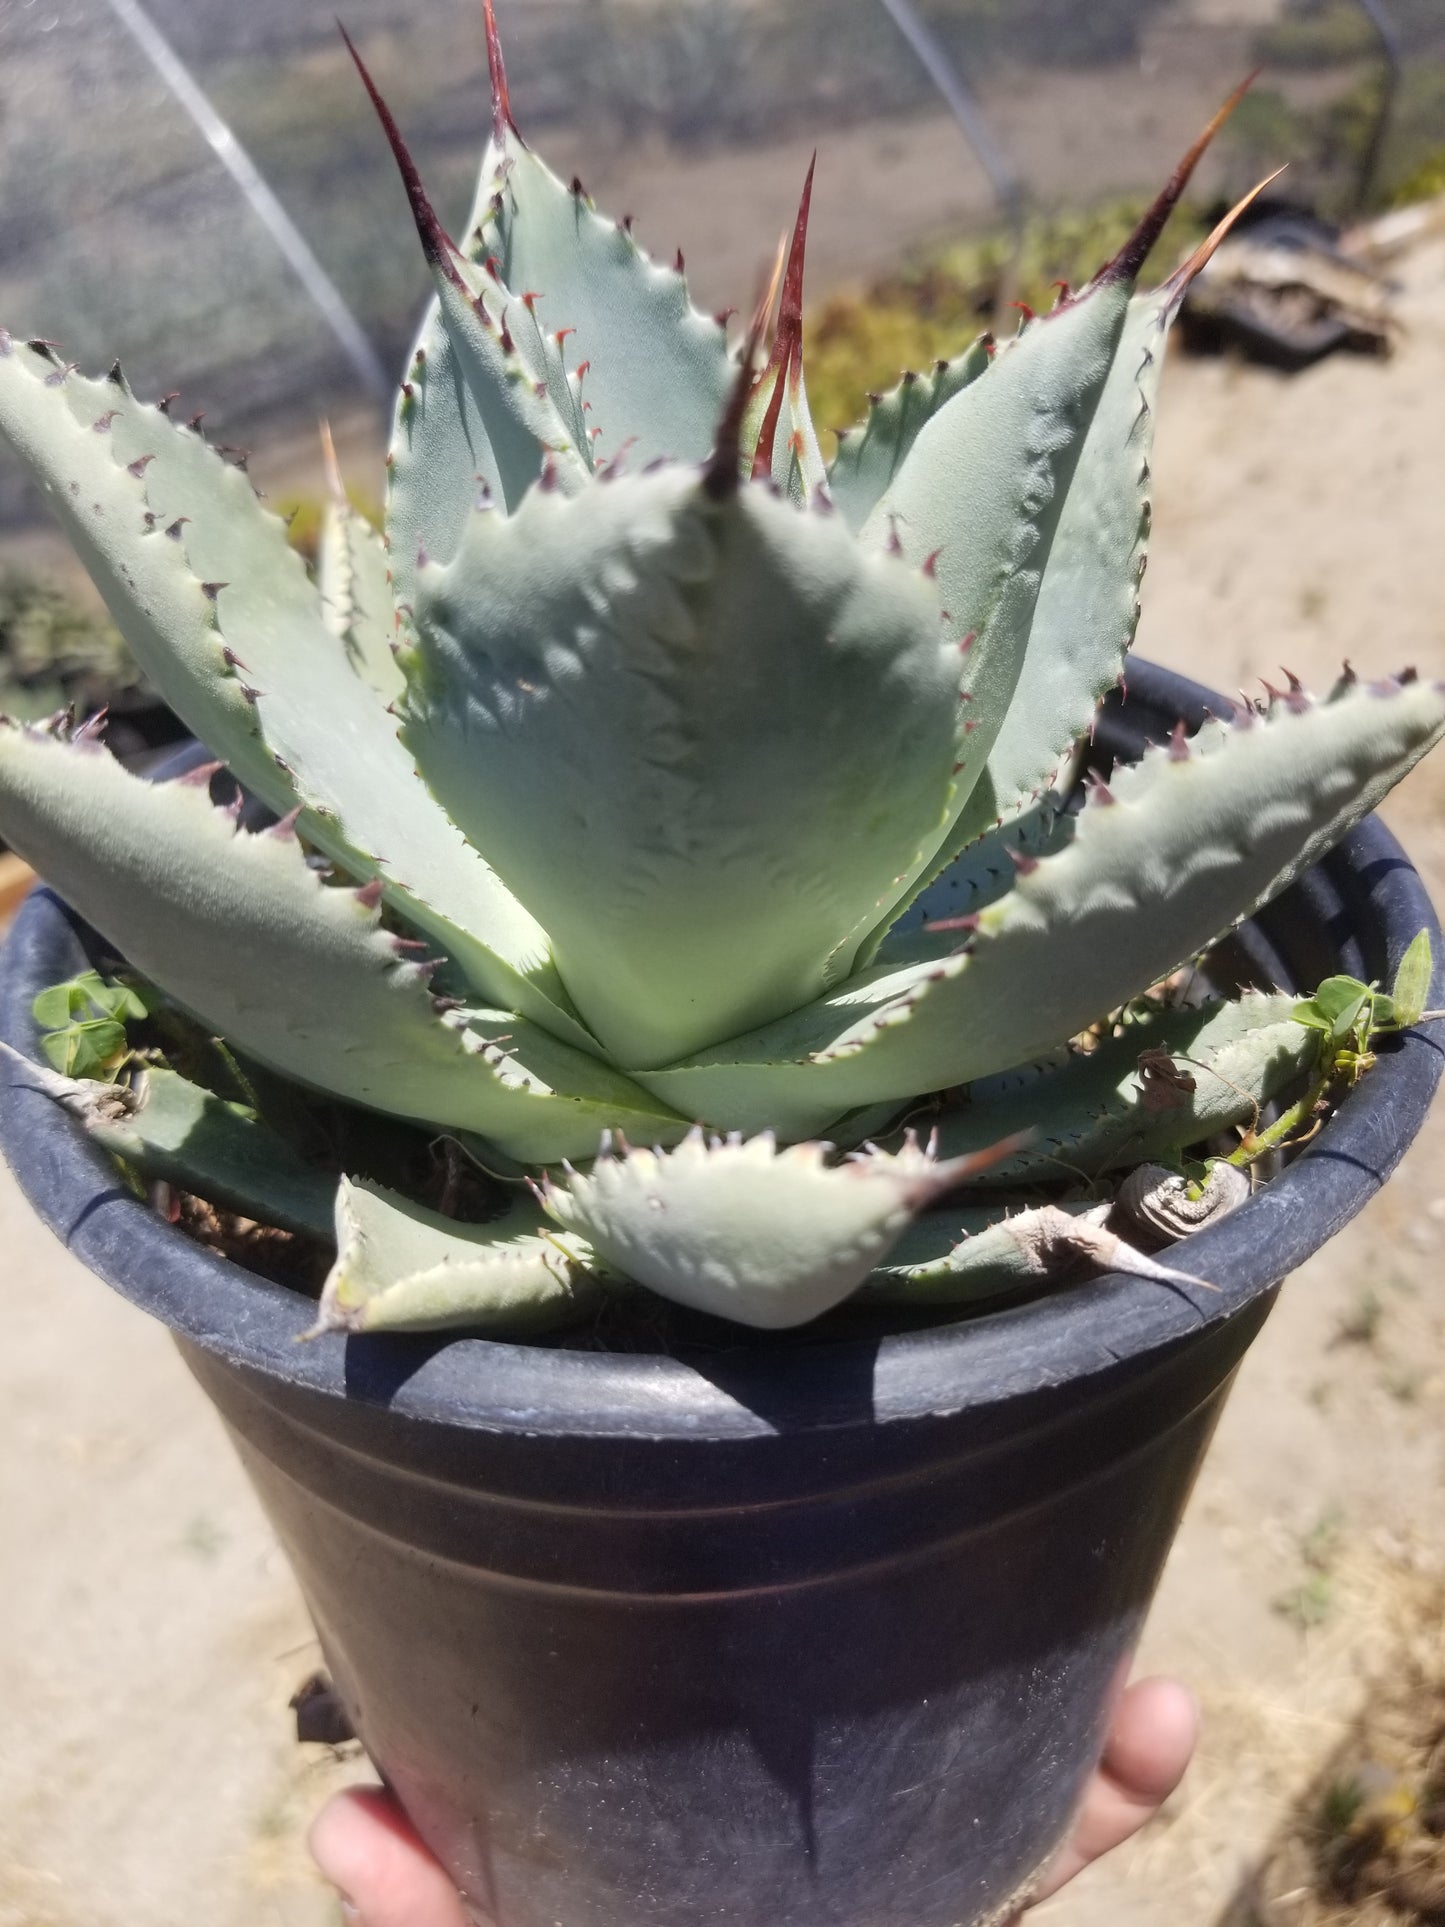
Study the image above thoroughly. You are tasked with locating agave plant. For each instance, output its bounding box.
[1,11,1442,1337]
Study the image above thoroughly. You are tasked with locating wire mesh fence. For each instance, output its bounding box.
[0,0,1439,526]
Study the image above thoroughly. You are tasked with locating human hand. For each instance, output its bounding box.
[309,1675,1199,1927]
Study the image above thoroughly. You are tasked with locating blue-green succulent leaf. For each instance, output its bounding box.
[540,1128,1013,1329]
[340,27,593,626]
[378,1,731,614]
[472,22,733,476]
[879,282,1176,948]
[844,100,1247,953]
[0,339,587,1042]
[0,726,688,1163]
[952,288,1167,845]
[642,675,1445,1135]
[316,434,404,706]
[924,991,1311,1177]
[310,1178,601,1336]
[878,793,1076,951]
[827,334,994,532]
[1,1046,338,1240]
[864,1199,1194,1303]
[402,465,962,1067]
[848,282,1136,907]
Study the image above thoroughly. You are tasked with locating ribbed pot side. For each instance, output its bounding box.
[2,663,1441,1927]
[182,1308,1263,1927]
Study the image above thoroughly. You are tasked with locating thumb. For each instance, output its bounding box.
[309,1787,472,1927]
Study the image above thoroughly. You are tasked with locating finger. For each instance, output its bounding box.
[309,1786,473,1927]
[1031,1676,1200,1904]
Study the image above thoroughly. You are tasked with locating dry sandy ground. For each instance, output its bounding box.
[2,172,1444,1927]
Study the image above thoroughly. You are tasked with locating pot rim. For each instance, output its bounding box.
[2,663,1441,1443]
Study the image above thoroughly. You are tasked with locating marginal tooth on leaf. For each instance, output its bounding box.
[1010,301,1036,325]
[187,412,205,433]
[220,646,248,672]
[1168,719,1191,761]
[200,581,227,602]
[354,878,385,912]
[157,391,180,415]
[1006,846,1039,876]
[1085,770,1117,805]
[92,410,118,433]
[163,517,189,540]
[884,516,904,558]
[269,805,304,840]
[71,709,108,748]
[922,548,942,579]
[126,453,156,478]
[173,759,223,788]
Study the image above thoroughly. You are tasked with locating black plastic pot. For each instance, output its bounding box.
[2,663,1441,1927]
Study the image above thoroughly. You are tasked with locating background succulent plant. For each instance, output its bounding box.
[0,9,1442,1337]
